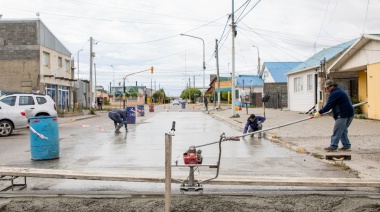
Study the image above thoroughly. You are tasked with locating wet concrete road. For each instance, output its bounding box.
[0,105,358,193]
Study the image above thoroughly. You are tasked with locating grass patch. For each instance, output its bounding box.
[89,108,96,115]
[312,153,324,159]
[333,162,350,170]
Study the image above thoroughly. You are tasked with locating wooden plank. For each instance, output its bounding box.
[1,167,380,188]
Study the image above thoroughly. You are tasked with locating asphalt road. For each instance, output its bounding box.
[0,104,359,194]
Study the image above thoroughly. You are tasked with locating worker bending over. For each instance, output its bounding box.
[243,114,266,138]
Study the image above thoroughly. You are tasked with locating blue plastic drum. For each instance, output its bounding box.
[136,105,145,116]
[29,116,59,160]
[125,107,136,124]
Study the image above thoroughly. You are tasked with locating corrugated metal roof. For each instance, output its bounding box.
[289,39,356,74]
[264,62,302,82]
[236,75,263,86]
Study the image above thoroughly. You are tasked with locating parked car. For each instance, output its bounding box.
[0,93,57,119]
[172,100,180,105]
[0,102,28,137]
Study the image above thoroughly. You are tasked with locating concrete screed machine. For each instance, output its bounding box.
[173,132,239,194]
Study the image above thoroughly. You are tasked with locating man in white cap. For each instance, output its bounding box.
[313,79,354,152]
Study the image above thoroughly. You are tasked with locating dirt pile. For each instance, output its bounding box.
[1,195,380,212]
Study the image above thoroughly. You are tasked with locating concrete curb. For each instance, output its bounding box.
[59,115,100,124]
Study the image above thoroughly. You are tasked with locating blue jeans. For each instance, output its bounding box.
[330,116,354,149]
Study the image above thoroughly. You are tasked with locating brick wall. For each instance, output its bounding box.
[0,21,40,92]
[0,22,39,60]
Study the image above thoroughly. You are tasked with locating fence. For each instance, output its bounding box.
[57,103,84,114]
[264,91,287,110]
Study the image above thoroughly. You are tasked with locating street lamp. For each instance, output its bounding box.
[252,45,260,75]
[111,65,115,95]
[180,33,205,97]
[77,49,83,80]
[122,67,154,109]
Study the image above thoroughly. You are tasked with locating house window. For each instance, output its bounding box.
[58,57,62,67]
[294,76,303,92]
[65,60,70,72]
[43,51,50,68]
[45,84,56,101]
[58,85,69,109]
[307,74,313,91]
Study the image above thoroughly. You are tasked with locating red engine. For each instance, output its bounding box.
[183,146,203,164]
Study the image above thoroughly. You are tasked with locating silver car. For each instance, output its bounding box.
[0,102,28,137]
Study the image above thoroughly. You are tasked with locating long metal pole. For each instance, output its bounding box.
[77,49,82,80]
[202,39,205,96]
[89,37,93,109]
[94,63,97,106]
[196,102,368,148]
[215,39,221,109]
[123,78,126,109]
[111,65,114,95]
[252,46,260,75]
[241,101,367,137]
[231,0,236,116]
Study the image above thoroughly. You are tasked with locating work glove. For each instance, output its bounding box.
[313,112,321,118]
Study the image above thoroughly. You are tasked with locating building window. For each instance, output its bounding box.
[43,51,50,68]
[58,85,69,109]
[58,57,62,67]
[65,60,70,72]
[45,84,56,101]
[307,74,313,91]
[294,76,303,93]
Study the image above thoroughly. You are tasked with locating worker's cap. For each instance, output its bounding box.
[249,114,256,119]
[323,79,335,88]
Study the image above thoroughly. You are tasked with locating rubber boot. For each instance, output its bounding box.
[115,123,123,133]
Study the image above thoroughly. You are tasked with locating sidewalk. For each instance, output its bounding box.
[203,105,380,179]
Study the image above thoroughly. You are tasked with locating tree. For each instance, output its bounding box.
[180,88,201,103]
[152,89,166,103]
[130,92,138,98]
[221,91,229,100]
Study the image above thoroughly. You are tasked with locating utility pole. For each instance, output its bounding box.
[193,75,195,88]
[215,39,221,109]
[111,65,115,95]
[94,63,97,103]
[89,37,93,109]
[77,49,83,80]
[231,0,236,117]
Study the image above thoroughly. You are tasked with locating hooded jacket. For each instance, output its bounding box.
[318,86,354,119]
[243,115,266,134]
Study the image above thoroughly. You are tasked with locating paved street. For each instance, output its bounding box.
[0,104,361,194]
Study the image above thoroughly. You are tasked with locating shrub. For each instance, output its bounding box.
[350,96,362,114]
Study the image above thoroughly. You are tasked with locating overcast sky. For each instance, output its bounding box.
[1,0,379,96]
